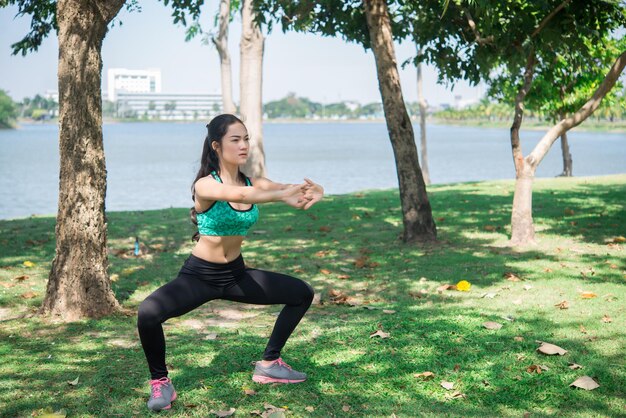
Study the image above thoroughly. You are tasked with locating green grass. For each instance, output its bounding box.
[1,174,625,417]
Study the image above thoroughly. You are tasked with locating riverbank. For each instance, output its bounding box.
[10,116,626,133]
[1,174,624,416]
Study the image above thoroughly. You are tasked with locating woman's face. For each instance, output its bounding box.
[214,122,249,166]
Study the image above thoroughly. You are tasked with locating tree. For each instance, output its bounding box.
[415,47,430,185]
[212,0,238,114]
[0,89,18,129]
[489,36,626,177]
[256,0,437,243]
[407,0,626,245]
[240,0,267,177]
[2,0,204,319]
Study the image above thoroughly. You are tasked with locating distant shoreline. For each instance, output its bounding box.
[10,117,626,133]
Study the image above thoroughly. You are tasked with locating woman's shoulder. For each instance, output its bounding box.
[194,173,220,192]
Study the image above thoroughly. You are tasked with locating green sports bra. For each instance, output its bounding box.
[196,171,260,236]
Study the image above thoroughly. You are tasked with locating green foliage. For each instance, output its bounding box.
[0,89,18,128]
[254,0,410,50]
[263,93,384,119]
[0,0,143,56]
[15,93,57,120]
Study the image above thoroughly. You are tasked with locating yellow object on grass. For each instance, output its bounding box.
[456,280,471,291]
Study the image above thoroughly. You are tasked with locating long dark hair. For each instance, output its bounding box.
[190,113,248,241]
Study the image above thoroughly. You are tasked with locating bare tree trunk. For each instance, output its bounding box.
[558,130,573,176]
[40,0,125,320]
[416,46,430,185]
[363,0,436,243]
[509,50,537,246]
[240,0,266,177]
[212,0,236,114]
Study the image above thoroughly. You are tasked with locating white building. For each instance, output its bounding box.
[115,92,222,120]
[107,68,161,102]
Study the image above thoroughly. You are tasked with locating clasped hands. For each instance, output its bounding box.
[283,178,324,210]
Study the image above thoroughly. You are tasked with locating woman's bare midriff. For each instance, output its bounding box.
[191,235,245,264]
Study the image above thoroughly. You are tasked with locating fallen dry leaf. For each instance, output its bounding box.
[580,291,597,299]
[611,236,625,243]
[320,269,331,275]
[445,390,466,399]
[370,330,390,339]
[337,274,351,280]
[514,336,524,342]
[569,376,599,390]
[205,333,218,340]
[319,226,332,232]
[23,260,35,267]
[523,285,533,291]
[555,300,569,310]
[20,291,37,299]
[67,376,79,386]
[437,284,457,292]
[413,371,435,380]
[305,406,315,412]
[482,321,503,330]
[536,342,567,356]
[342,405,350,412]
[440,381,455,390]
[526,365,549,374]
[382,309,396,314]
[244,388,257,396]
[13,275,29,281]
[504,272,523,282]
[210,408,236,417]
[601,314,612,323]
[568,363,583,370]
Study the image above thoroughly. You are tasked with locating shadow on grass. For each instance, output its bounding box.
[0,299,623,416]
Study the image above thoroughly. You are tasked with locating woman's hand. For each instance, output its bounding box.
[281,183,309,209]
[302,178,324,210]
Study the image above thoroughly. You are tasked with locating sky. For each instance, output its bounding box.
[0,1,483,106]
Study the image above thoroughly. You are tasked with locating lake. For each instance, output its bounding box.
[0,121,624,220]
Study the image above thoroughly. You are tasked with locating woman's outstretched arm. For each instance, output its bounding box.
[194,177,307,208]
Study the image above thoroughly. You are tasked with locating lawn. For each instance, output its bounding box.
[0,174,624,417]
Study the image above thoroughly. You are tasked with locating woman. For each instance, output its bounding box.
[136,114,323,412]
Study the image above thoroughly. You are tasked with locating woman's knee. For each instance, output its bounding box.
[299,280,315,305]
[137,297,165,328]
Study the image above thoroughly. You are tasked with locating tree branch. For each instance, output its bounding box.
[527,49,626,167]
[463,8,494,45]
[531,0,572,38]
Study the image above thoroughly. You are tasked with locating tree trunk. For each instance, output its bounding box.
[511,49,626,246]
[40,0,125,320]
[509,50,537,246]
[240,0,266,178]
[558,129,573,176]
[416,46,430,185]
[363,0,436,243]
[212,0,236,114]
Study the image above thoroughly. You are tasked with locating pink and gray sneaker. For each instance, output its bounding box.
[252,358,307,384]
[147,377,177,411]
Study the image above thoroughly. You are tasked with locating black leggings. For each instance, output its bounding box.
[137,253,315,379]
